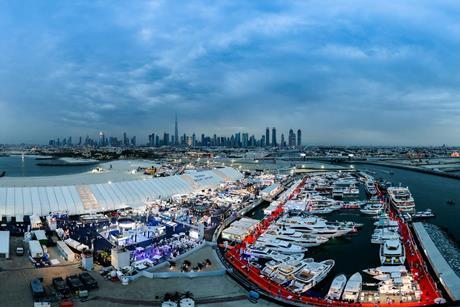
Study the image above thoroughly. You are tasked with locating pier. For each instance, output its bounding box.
[413,222,460,303]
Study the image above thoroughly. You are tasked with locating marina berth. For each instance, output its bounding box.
[291,259,335,293]
[360,203,385,215]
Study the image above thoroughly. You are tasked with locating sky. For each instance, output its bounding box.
[0,0,460,146]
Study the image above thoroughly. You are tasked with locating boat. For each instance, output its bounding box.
[387,186,416,212]
[261,256,306,277]
[413,209,435,219]
[371,228,400,244]
[254,238,307,254]
[276,216,352,238]
[326,274,347,300]
[289,259,335,293]
[360,203,384,215]
[379,240,406,265]
[0,171,5,177]
[364,180,377,196]
[263,227,329,247]
[362,265,407,276]
[342,272,362,302]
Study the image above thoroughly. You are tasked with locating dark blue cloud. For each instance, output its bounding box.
[0,0,459,145]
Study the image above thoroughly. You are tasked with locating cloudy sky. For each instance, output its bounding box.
[0,0,459,145]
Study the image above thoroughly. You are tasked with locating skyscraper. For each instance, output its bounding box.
[271,127,277,147]
[265,127,270,147]
[288,129,296,147]
[297,129,302,147]
[174,112,179,146]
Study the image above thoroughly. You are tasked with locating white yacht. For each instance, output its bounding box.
[254,237,307,254]
[326,274,347,300]
[387,186,416,212]
[288,259,335,293]
[380,239,406,265]
[263,227,329,247]
[342,272,362,302]
[269,259,312,285]
[261,256,306,277]
[360,203,384,215]
[363,265,407,277]
[276,216,352,238]
[364,180,377,196]
[342,186,360,198]
[371,228,400,244]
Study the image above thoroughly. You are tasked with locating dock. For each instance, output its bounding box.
[413,222,460,303]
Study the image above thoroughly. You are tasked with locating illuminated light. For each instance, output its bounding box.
[321,165,325,169]
[108,181,112,184]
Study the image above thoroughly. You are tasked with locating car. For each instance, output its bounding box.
[79,272,98,289]
[16,247,24,256]
[66,274,85,292]
[30,278,46,300]
[52,277,70,295]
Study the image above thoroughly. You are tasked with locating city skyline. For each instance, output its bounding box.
[1,1,460,146]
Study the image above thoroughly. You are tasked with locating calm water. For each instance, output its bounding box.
[0,155,96,177]
[358,163,460,242]
[247,164,460,296]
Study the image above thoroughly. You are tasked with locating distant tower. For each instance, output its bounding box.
[271,127,277,147]
[297,129,302,147]
[174,112,179,146]
[265,127,270,147]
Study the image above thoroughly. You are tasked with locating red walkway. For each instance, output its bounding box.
[224,179,444,306]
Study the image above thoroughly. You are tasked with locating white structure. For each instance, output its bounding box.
[56,240,76,261]
[28,240,43,258]
[0,231,9,258]
[0,167,243,217]
[111,247,131,270]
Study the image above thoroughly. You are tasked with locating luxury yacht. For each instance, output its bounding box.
[379,239,406,265]
[261,256,306,277]
[254,237,307,254]
[342,272,362,302]
[276,216,353,238]
[371,228,400,244]
[360,203,384,215]
[269,259,313,285]
[288,259,335,293]
[326,274,347,300]
[364,180,377,196]
[263,226,329,247]
[362,265,407,277]
[387,186,416,212]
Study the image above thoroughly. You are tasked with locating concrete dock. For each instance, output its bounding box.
[413,222,460,303]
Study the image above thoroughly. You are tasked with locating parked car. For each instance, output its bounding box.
[30,278,46,300]
[66,274,85,292]
[52,277,70,295]
[79,272,98,289]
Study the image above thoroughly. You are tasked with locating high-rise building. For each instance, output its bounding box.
[174,112,179,146]
[280,133,285,147]
[288,129,296,147]
[271,127,277,147]
[265,127,270,147]
[297,129,302,147]
[242,133,249,148]
[123,132,128,146]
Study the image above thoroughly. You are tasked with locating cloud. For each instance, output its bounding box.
[0,1,459,145]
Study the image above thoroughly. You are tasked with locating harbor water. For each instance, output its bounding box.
[0,155,97,177]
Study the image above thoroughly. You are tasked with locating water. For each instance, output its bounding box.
[247,164,460,296]
[357,163,460,243]
[0,155,97,177]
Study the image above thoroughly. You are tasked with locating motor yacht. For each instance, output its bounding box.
[288,259,335,293]
[276,216,352,238]
[387,186,416,212]
[342,272,362,302]
[269,258,313,285]
[364,180,377,196]
[326,274,347,300]
[379,239,406,265]
[371,228,400,244]
[362,265,406,277]
[413,208,435,219]
[263,227,329,247]
[254,237,307,254]
[261,256,306,277]
[360,203,384,215]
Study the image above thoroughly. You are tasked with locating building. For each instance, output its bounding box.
[174,112,179,146]
[297,129,302,147]
[271,127,277,147]
[288,129,296,147]
[265,127,270,147]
